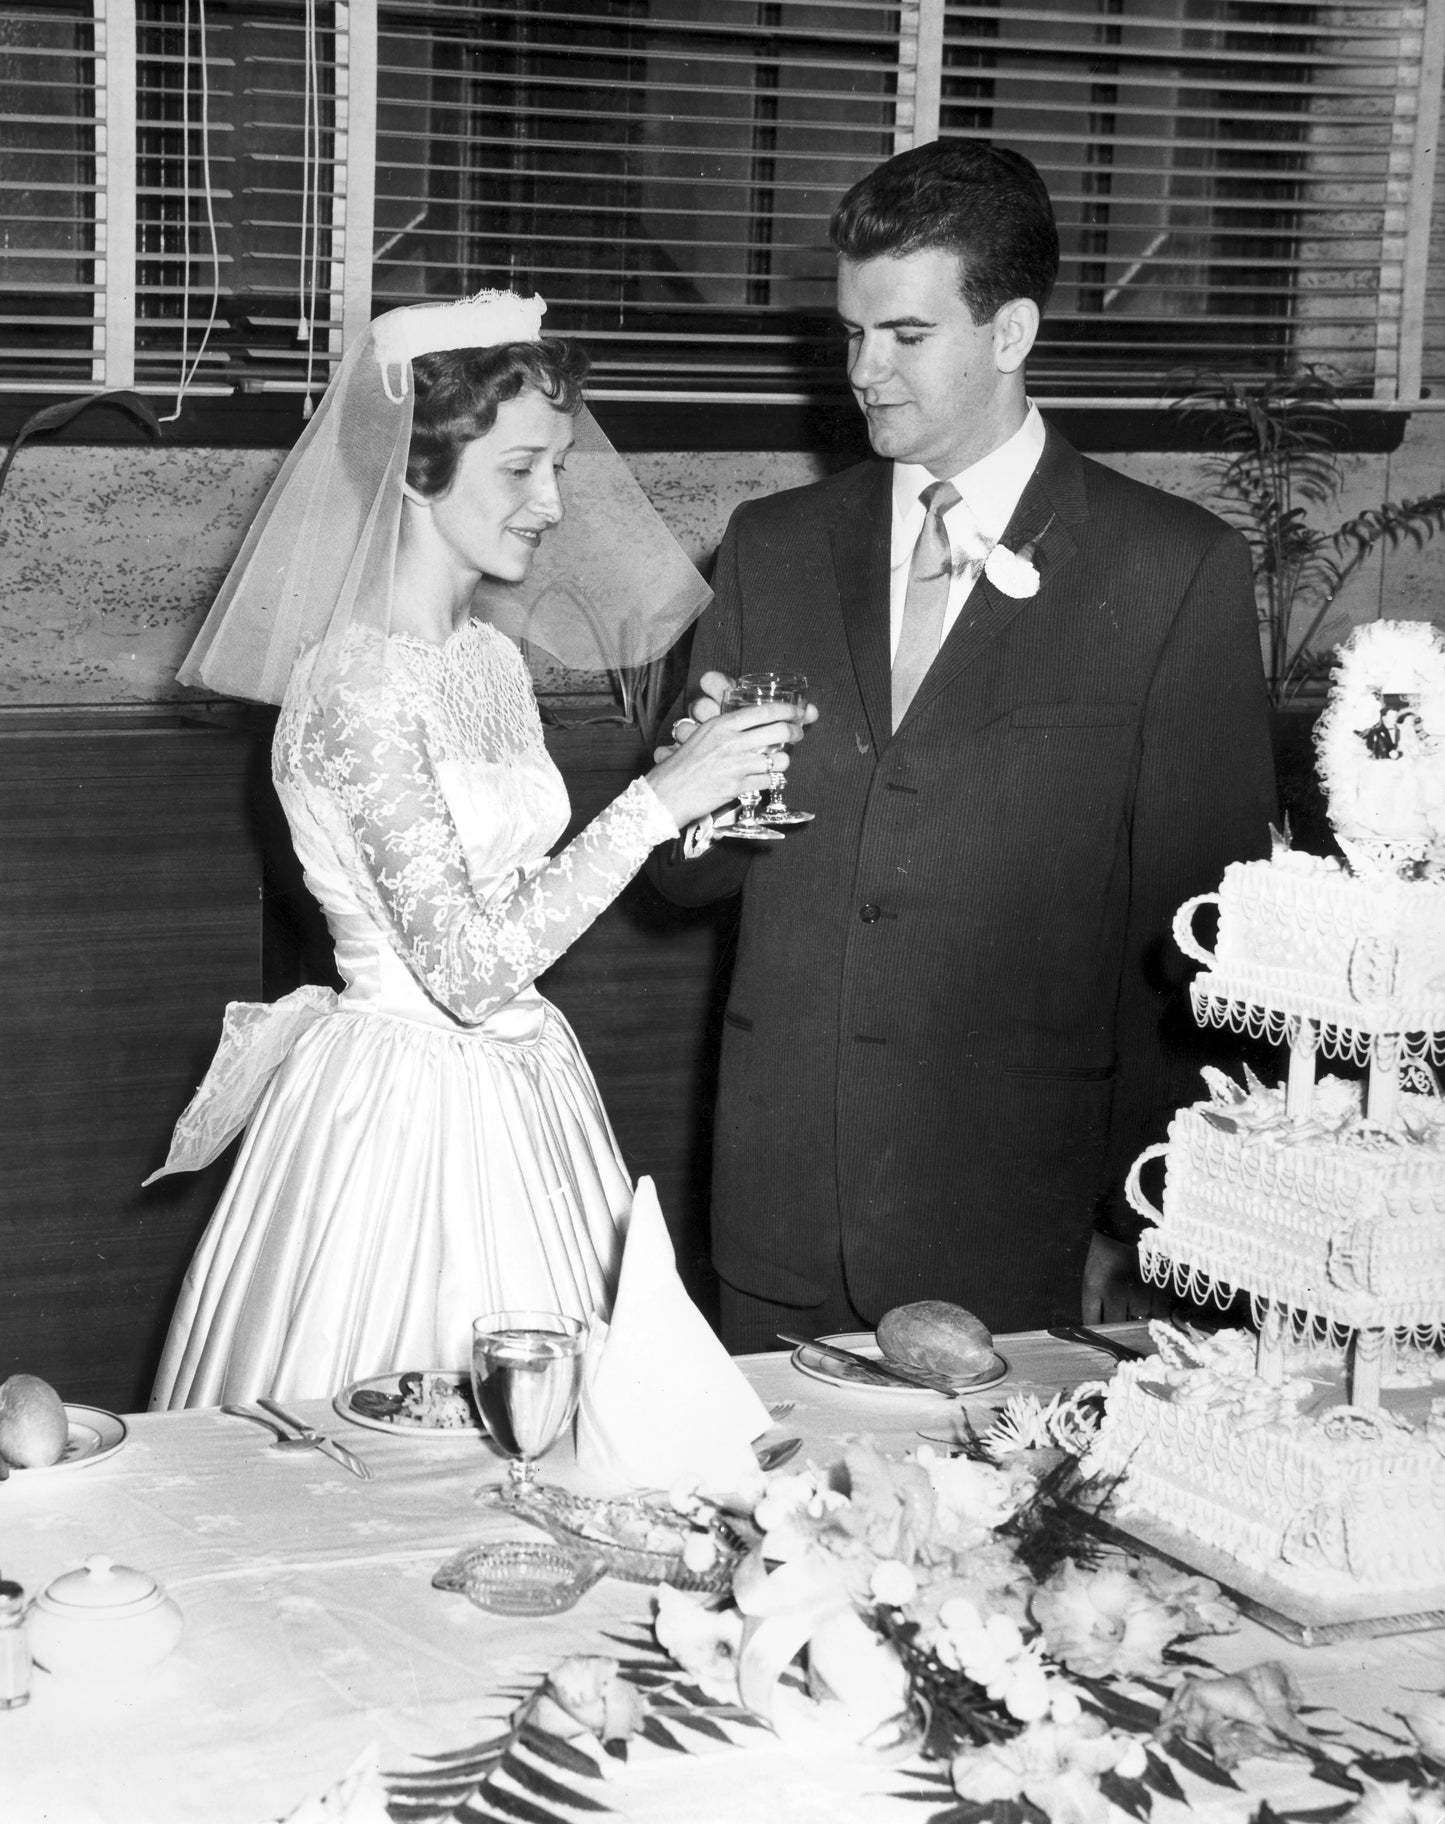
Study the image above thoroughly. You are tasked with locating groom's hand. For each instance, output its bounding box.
[652,672,817,761]
[1080,1231,1172,1323]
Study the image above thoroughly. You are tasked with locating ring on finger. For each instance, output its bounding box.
[670,717,696,742]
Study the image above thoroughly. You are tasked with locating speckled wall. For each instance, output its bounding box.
[2,424,1442,705]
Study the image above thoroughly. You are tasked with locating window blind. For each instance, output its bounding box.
[0,1,103,389]
[2,0,1441,409]
[368,0,904,400]
[128,0,345,399]
[941,0,1439,402]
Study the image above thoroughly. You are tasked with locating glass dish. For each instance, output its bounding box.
[480,1482,745,1594]
[432,1541,604,1617]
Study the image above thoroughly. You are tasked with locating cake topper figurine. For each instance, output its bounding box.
[1314,619,1445,880]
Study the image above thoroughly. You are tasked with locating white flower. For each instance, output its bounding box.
[950,1716,1144,1824]
[519,1655,645,1747]
[916,1446,1021,1530]
[870,1559,919,1607]
[681,1529,718,1574]
[1114,1737,1148,1780]
[983,540,1042,599]
[977,1388,1105,1461]
[934,1602,1068,1722]
[1033,1560,1178,1680]
[653,1586,744,1702]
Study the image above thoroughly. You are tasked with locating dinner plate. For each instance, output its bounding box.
[5,1405,128,1473]
[790,1332,1009,1397]
[334,1370,483,1437]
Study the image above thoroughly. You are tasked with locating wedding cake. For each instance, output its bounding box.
[1088,621,1445,1600]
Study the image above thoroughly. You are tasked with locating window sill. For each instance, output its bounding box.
[0,392,1411,456]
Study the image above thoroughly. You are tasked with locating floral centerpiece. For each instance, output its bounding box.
[651,1390,1246,1808]
[368,1392,1445,1824]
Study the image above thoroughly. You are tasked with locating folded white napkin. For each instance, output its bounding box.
[575,1177,771,1497]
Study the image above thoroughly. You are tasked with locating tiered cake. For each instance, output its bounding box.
[1088,622,1445,1602]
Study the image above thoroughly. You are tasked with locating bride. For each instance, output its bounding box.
[149,291,800,1408]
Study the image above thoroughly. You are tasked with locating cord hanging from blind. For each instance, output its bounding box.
[298,0,324,417]
[160,0,221,424]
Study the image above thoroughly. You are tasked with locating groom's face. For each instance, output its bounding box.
[837,246,1015,478]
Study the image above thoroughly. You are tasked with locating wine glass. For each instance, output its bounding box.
[470,1310,585,1491]
[721,671,812,840]
[754,670,814,826]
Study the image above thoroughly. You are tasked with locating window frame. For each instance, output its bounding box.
[0,0,1441,451]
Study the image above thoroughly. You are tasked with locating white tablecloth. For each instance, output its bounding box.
[2,1330,1442,1824]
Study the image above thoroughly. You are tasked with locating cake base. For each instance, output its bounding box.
[1089,1508,1445,1646]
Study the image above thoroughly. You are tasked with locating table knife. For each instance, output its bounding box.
[776,1333,956,1394]
[257,1397,372,1480]
[1046,1323,1146,1363]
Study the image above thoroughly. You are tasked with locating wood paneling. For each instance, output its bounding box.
[0,712,733,1412]
[0,709,266,1412]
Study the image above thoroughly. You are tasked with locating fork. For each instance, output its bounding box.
[222,1404,316,1454]
[768,1400,795,1419]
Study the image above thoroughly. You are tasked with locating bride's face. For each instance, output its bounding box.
[424,386,576,583]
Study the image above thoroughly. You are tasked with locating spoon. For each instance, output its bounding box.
[221,1405,316,1453]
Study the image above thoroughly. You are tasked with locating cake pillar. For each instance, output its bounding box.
[1285,1019,1317,1124]
[1365,1034,1401,1129]
[1349,1326,1385,1411]
[1256,1299,1287,1386]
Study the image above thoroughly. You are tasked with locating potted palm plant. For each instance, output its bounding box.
[1175,370,1445,846]
[1176,369,1445,707]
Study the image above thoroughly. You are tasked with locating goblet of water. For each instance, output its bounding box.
[721,671,812,840]
[470,1310,585,1490]
[754,670,815,825]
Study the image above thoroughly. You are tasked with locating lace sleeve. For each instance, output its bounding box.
[303,678,677,1025]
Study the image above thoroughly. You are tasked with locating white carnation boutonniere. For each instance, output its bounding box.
[979,515,1055,600]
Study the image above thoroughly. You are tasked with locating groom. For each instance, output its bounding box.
[650,139,1278,1352]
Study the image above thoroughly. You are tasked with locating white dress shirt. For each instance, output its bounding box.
[888,401,1047,661]
[684,404,1048,859]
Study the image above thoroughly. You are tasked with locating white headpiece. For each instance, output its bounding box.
[178,291,709,704]
[372,290,548,400]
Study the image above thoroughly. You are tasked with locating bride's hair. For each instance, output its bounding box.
[406,338,590,497]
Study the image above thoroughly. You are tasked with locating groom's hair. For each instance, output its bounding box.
[830,139,1059,324]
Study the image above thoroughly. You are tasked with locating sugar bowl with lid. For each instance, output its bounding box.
[28,1554,183,1678]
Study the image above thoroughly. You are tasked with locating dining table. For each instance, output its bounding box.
[2,1324,1442,1824]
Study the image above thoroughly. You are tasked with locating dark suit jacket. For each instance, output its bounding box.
[650,426,1278,1331]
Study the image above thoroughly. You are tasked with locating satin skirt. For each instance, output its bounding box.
[150,1002,630,1408]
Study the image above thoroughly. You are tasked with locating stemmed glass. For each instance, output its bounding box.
[470,1310,585,1491]
[722,670,813,840]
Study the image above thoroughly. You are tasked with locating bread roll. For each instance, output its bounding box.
[0,1373,68,1468]
[876,1301,995,1380]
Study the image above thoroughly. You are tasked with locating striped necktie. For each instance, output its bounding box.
[892,479,962,730]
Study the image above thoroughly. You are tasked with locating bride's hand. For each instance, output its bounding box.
[645,697,805,830]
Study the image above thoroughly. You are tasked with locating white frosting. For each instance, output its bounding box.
[1134,1073,1445,1332]
[1088,1329,1445,1593]
[1186,857,1445,1052]
[1110,623,1445,1597]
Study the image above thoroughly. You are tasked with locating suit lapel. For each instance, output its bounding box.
[829,461,894,754]
[900,426,1089,727]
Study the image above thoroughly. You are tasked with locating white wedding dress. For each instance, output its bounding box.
[150,618,676,1408]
